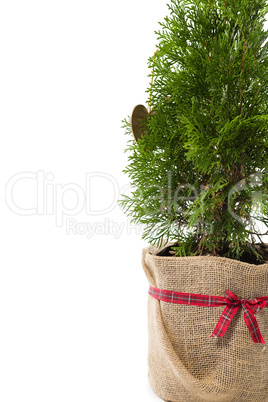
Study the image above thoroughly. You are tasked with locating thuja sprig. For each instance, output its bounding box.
[120,0,268,262]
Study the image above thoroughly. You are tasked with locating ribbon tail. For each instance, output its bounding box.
[211,304,240,339]
[243,307,265,344]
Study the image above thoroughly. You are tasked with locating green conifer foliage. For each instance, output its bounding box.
[121,0,268,262]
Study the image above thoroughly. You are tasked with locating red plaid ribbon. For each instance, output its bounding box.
[149,286,268,344]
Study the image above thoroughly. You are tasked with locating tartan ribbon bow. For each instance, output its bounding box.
[149,286,268,344]
[211,290,267,344]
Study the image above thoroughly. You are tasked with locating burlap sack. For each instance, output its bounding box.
[142,245,268,402]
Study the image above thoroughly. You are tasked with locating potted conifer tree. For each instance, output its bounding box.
[121,0,268,401]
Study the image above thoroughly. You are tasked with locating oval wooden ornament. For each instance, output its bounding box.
[130,104,149,144]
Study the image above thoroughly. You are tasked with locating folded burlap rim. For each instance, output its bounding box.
[148,242,268,268]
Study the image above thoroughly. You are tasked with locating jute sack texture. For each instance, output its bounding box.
[142,246,268,402]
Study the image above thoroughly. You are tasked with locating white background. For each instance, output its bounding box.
[2,2,268,402]
[0,0,170,401]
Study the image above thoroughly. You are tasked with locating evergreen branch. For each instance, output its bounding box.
[246,230,268,236]
[121,0,268,263]
[245,79,264,118]
[240,33,246,114]
[206,42,210,62]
